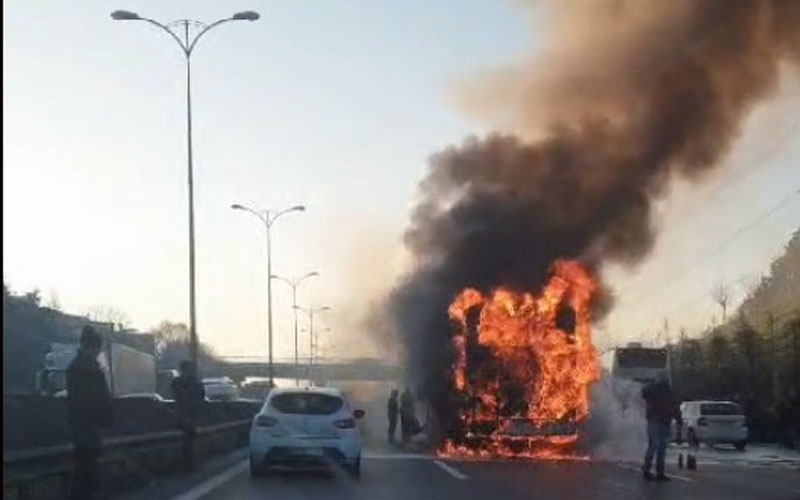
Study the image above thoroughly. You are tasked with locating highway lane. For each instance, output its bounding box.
[192,452,800,500]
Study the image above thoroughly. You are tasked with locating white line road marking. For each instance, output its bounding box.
[615,463,694,483]
[170,460,248,500]
[433,459,469,480]
[363,452,429,460]
[169,453,433,499]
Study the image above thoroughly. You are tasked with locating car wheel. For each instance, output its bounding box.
[250,458,267,478]
[734,441,747,451]
[688,429,699,448]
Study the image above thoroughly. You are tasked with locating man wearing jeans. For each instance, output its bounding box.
[641,373,681,481]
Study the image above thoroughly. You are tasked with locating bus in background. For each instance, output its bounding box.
[611,343,670,385]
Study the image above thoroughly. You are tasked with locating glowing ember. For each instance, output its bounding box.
[439,260,598,459]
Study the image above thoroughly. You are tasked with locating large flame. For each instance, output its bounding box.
[439,260,599,460]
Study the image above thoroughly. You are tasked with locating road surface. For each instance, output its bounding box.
[177,444,799,500]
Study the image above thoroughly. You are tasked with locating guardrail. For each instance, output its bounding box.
[3,419,251,500]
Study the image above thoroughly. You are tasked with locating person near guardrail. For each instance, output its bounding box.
[67,325,114,500]
[171,360,205,471]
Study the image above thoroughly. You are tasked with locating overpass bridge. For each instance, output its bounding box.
[216,357,402,382]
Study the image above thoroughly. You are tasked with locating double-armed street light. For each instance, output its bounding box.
[112,9,259,368]
[231,204,305,385]
[272,272,320,385]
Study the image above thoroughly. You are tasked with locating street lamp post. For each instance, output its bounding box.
[232,204,305,385]
[112,9,259,369]
[272,272,320,386]
[295,305,330,383]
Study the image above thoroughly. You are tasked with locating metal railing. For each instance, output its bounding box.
[3,419,251,499]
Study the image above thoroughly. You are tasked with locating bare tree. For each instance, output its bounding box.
[87,305,131,330]
[712,282,730,324]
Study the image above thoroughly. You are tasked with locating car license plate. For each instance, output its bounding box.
[303,448,323,456]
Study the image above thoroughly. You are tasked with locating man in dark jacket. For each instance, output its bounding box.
[641,374,681,481]
[67,326,113,500]
[171,360,205,471]
[400,387,417,444]
[387,389,399,443]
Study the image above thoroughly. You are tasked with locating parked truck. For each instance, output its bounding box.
[36,341,157,397]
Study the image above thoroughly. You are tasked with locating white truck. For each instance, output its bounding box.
[36,341,157,397]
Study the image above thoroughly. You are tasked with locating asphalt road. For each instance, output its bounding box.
[191,446,800,500]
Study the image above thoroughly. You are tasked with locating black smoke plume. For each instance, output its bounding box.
[385,0,800,440]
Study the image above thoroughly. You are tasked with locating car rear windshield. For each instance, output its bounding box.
[700,403,742,415]
[270,393,344,415]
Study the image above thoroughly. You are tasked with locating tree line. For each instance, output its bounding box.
[2,283,221,393]
[667,229,800,445]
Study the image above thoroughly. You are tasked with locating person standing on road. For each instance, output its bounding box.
[171,360,205,471]
[400,387,416,444]
[67,326,114,500]
[641,373,681,481]
[387,389,399,443]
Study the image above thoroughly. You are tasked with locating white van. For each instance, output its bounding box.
[679,400,748,450]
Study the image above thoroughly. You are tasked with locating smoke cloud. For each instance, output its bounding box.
[384,0,800,441]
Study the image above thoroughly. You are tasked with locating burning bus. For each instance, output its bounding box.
[439,260,600,459]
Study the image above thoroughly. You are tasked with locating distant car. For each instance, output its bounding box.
[202,377,235,386]
[203,382,240,402]
[678,400,748,450]
[249,386,365,478]
[117,393,168,403]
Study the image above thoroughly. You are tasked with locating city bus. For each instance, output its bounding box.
[611,343,670,385]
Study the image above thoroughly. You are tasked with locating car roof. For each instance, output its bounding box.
[268,386,343,397]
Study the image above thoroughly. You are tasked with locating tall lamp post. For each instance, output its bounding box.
[295,305,330,383]
[272,272,320,386]
[231,203,305,385]
[112,9,260,368]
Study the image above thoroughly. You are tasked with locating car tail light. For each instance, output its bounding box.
[333,418,356,429]
[697,417,707,426]
[255,416,278,427]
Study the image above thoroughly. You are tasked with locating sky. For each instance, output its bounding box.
[4,1,799,362]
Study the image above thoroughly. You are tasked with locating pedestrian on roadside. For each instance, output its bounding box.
[171,360,205,471]
[400,387,416,444]
[67,326,114,500]
[387,389,399,443]
[641,373,681,482]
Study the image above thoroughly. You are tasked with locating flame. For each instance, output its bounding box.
[439,260,598,460]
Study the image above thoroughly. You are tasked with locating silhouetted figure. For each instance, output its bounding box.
[171,360,205,471]
[400,387,416,444]
[387,389,399,443]
[641,374,681,481]
[67,326,113,500]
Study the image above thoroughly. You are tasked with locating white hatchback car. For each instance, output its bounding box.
[249,386,365,477]
[679,400,748,450]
